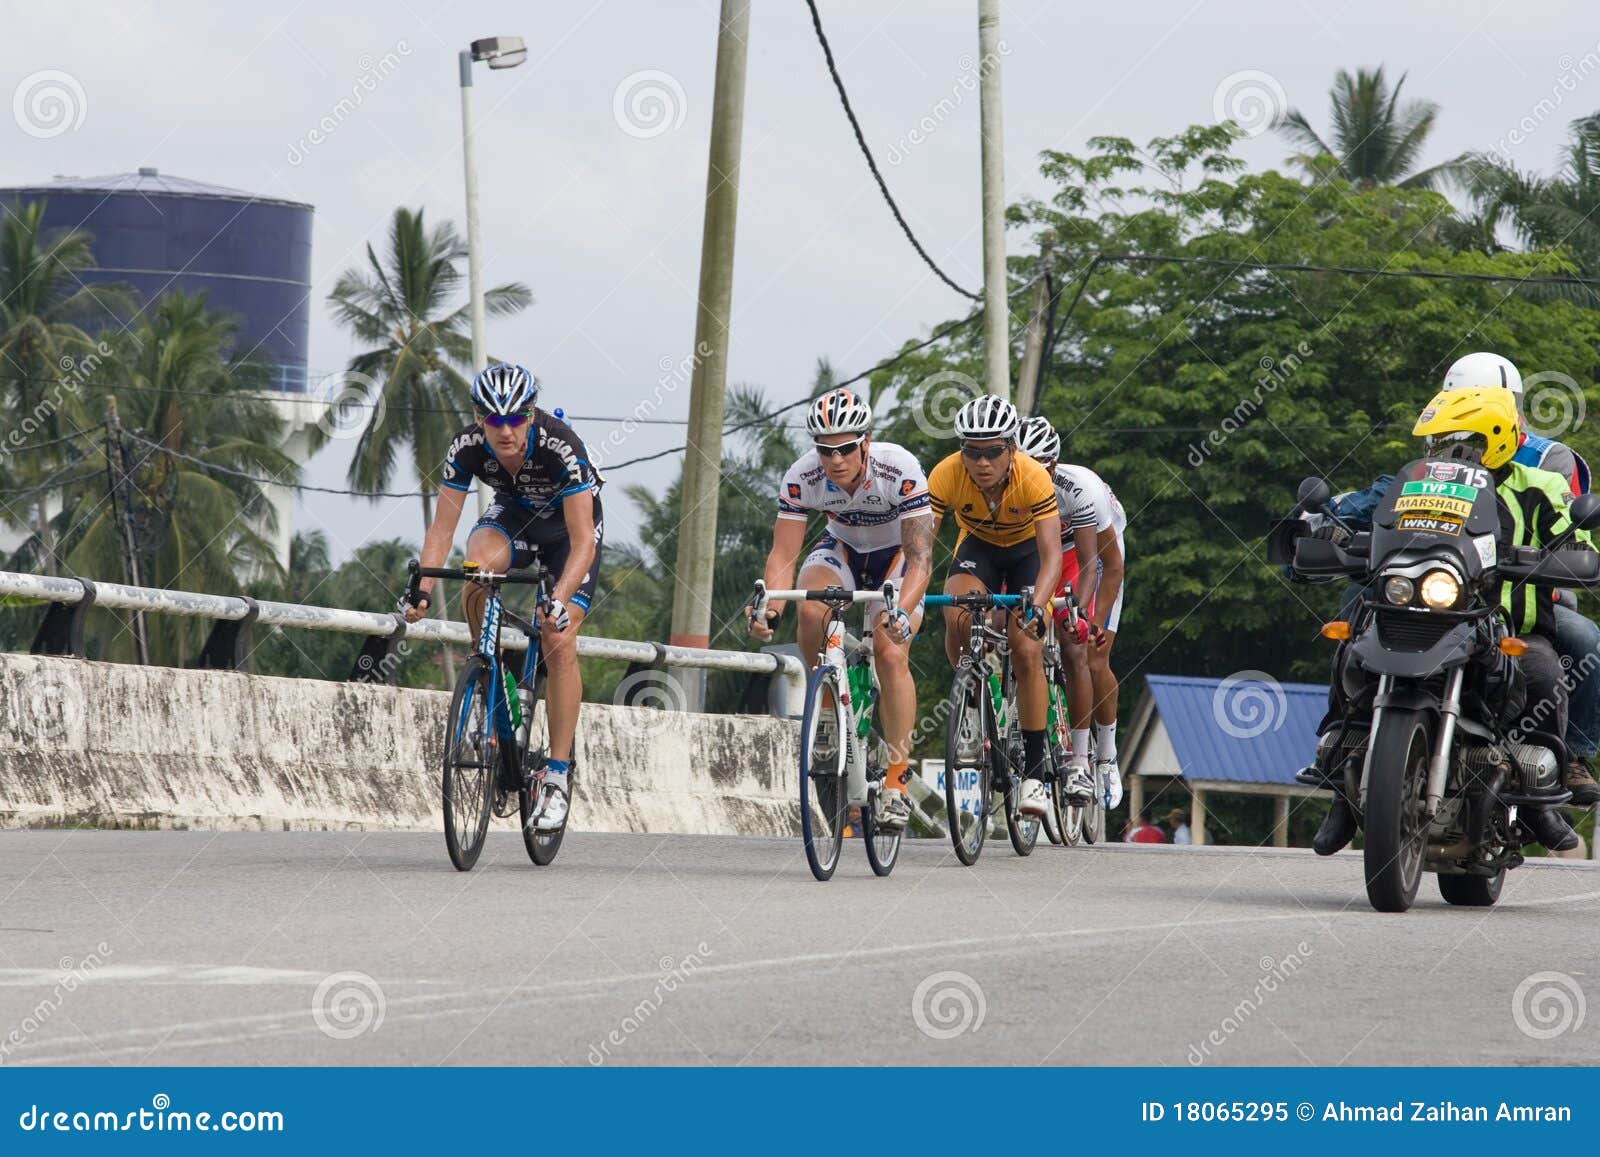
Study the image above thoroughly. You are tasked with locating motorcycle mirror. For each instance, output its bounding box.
[1569,493,1600,531]
[1295,477,1332,512]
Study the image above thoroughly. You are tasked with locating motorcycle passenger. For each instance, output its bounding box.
[1313,387,1593,855]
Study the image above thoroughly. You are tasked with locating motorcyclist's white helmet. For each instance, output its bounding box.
[1442,352,1522,397]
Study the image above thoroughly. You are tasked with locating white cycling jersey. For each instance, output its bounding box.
[1052,463,1126,547]
[777,441,932,553]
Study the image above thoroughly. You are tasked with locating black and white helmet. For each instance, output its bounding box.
[806,388,873,436]
[954,394,1020,441]
[1017,415,1060,462]
[471,363,539,416]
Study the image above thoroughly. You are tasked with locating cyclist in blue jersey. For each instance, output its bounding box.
[403,364,602,830]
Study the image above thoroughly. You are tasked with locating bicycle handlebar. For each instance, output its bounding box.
[404,559,548,609]
[923,592,1027,609]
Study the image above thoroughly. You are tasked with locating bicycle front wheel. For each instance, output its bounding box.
[943,667,990,866]
[799,665,849,881]
[863,730,902,878]
[442,655,498,871]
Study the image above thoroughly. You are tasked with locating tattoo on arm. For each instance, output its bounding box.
[901,515,933,570]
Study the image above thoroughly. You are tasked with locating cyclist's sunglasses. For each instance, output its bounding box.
[960,442,1009,461]
[813,437,865,459]
[479,411,533,429]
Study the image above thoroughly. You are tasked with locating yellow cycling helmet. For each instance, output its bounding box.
[1412,386,1522,469]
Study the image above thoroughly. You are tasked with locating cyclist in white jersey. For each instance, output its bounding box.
[747,388,934,830]
[1018,416,1128,808]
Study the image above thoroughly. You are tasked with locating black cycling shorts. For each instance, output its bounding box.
[473,496,603,612]
[951,535,1040,595]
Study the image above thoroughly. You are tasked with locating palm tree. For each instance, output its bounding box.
[0,199,134,572]
[323,207,531,527]
[55,291,296,663]
[1457,116,1600,277]
[1277,67,1457,189]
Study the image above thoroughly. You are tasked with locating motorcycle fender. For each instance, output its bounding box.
[1371,683,1444,716]
[1348,621,1474,679]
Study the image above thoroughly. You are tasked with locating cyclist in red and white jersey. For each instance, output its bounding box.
[1018,416,1127,808]
[747,388,934,830]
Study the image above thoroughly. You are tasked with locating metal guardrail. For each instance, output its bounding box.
[0,570,804,712]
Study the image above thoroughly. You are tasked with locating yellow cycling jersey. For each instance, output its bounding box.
[927,450,1059,547]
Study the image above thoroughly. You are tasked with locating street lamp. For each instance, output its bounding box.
[458,35,525,515]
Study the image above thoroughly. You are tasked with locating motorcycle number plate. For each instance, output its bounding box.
[1396,513,1463,536]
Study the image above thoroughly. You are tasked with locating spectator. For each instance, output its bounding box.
[1167,807,1192,845]
[1127,804,1167,844]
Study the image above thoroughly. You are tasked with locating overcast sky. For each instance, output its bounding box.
[6,0,1598,565]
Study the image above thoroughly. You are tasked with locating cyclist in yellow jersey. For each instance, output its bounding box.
[926,395,1062,818]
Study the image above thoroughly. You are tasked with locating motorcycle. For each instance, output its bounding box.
[1269,459,1600,912]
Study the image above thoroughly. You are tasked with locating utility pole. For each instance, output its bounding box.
[668,0,751,709]
[1014,231,1055,417]
[978,0,1010,399]
[104,396,149,664]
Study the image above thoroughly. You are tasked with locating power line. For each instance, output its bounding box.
[119,431,428,499]
[803,0,981,302]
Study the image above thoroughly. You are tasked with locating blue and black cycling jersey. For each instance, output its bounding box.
[440,410,601,525]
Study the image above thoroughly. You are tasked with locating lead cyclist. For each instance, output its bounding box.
[1018,416,1127,809]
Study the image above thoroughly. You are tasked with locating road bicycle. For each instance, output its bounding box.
[405,558,567,871]
[1046,585,1106,846]
[925,589,1051,864]
[747,579,901,881]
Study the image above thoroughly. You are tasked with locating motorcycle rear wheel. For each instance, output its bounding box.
[1438,870,1503,906]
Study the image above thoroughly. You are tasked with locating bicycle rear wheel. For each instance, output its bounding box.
[1080,757,1106,845]
[943,667,991,866]
[442,655,498,871]
[800,666,849,880]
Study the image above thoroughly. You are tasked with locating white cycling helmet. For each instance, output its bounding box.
[471,363,539,415]
[1016,415,1060,461]
[954,394,1020,441]
[806,388,872,436]
[1442,352,1522,396]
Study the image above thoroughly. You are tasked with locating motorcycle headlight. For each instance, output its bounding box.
[1419,569,1461,609]
[1383,576,1415,605]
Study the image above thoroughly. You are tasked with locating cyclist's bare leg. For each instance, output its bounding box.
[941,572,987,668]
[1007,615,1046,731]
[1060,630,1093,727]
[793,563,840,671]
[538,601,586,764]
[871,606,924,768]
[1088,628,1119,727]
[460,528,513,638]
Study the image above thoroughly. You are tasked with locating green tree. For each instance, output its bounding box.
[323,207,531,529]
[1277,67,1457,189]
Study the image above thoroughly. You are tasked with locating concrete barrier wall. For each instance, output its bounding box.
[0,653,801,835]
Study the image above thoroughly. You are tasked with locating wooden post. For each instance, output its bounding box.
[1272,795,1290,848]
[1129,773,1145,828]
[1192,787,1208,847]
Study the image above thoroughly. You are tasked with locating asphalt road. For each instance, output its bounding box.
[0,831,1595,1066]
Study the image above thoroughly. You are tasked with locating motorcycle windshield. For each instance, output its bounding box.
[1370,457,1500,576]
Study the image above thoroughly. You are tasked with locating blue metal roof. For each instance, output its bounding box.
[1143,674,1327,785]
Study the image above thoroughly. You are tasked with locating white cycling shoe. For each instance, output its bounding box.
[530,778,569,831]
[1018,777,1050,819]
[1064,757,1094,803]
[1097,759,1123,810]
